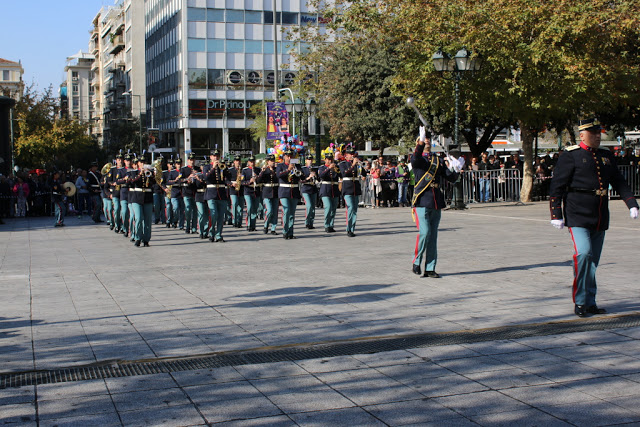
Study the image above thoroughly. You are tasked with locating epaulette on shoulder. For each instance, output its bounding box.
[565,145,580,151]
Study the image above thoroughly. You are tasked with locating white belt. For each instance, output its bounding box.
[197,189,205,193]
[263,183,279,187]
[279,183,297,187]
[342,177,355,181]
[207,184,226,188]
[321,181,338,185]
[132,188,153,192]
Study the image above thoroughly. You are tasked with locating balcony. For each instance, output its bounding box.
[109,34,125,55]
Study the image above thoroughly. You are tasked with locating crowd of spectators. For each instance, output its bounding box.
[0,168,97,224]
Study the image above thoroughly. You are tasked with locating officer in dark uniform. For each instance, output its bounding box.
[167,157,185,229]
[87,162,103,223]
[152,155,166,225]
[126,155,141,241]
[180,153,198,234]
[301,153,318,229]
[410,128,459,277]
[192,165,209,239]
[130,153,155,247]
[318,151,341,233]
[51,171,67,227]
[115,154,133,236]
[242,156,261,231]
[101,165,113,227]
[339,147,367,237]
[276,149,303,239]
[549,118,639,317]
[110,154,124,232]
[229,155,245,228]
[163,159,174,228]
[257,154,279,235]
[204,149,229,242]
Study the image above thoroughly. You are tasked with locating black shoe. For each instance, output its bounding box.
[143,241,149,247]
[155,220,160,225]
[179,226,184,230]
[283,235,289,240]
[249,227,256,232]
[263,228,268,234]
[172,223,177,228]
[412,265,421,275]
[166,223,172,228]
[586,305,606,315]
[120,229,126,234]
[328,228,336,233]
[185,229,191,234]
[114,228,120,233]
[325,228,330,233]
[575,305,587,317]
[307,225,315,230]
[134,240,141,247]
[288,235,296,239]
[209,236,215,242]
[424,271,440,278]
[347,231,356,237]
[270,230,278,235]
[200,233,205,239]
[216,238,225,243]
[110,224,114,230]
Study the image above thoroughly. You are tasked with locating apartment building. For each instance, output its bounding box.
[89,1,145,150]
[60,51,94,121]
[145,0,327,157]
[0,58,24,102]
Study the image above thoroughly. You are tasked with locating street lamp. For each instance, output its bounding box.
[123,92,143,155]
[278,87,296,136]
[308,99,322,165]
[432,47,483,209]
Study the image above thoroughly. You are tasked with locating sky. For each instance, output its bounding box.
[1,0,115,94]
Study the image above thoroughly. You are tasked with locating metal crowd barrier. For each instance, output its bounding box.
[609,165,640,198]
[459,169,523,204]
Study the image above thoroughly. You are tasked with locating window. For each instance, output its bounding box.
[188,69,207,88]
[207,9,224,22]
[189,99,207,118]
[188,38,206,52]
[245,11,261,23]
[245,40,262,53]
[226,10,244,23]
[226,40,243,53]
[187,7,206,21]
[2,70,9,81]
[263,11,281,24]
[207,69,224,89]
[207,39,224,52]
[282,12,298,24]
[72,84,79,93]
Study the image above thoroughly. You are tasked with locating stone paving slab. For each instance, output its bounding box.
[2,201,640,426]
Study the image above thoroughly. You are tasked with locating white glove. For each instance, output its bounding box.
[631,207,639,219]
[446,155,461,172]
[419,126,426,142]
[551,219,565,229]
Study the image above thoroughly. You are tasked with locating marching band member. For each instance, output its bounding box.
[276,149,302,239]
[242,156,261,232]
[180,153,198,234]
[116,154,133,237]
[257,154,279,235]
[51,171,67,227]
[130,154,156,247]
[229,155,245,228]
[410,127,459,278]
[301,153,318,230]
[167,157,185,229]
[87,162,103,224]
[152,155,167,225]
[318,151,340,233]
[127,155,140,241]
[110,153,124,232]
[191,165,209,239]
[339,147,367,237]
[163,159,174,228]
[204,149,229,242]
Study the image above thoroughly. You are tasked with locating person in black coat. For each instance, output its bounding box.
[549,118,638,317]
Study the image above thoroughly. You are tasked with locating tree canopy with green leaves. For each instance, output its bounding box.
[304,0,640,200]
[14,86,98,171]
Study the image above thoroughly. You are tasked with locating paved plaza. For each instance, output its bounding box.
[1,201,640,426]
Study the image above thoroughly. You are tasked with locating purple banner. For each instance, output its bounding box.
[266,102,290,140]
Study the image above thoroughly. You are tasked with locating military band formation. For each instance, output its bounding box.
[91,147,367,247]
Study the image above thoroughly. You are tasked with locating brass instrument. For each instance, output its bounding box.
[153,158,163,187]
[288,164,303,182]
[234,167,244,191]
[101,163,112,175]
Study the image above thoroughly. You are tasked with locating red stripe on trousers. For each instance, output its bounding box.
[412,207,420,264]
[569,228,579,303]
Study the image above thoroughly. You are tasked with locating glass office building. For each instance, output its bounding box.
[144,0,325,158]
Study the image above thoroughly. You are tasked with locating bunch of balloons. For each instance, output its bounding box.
[267,134,306,162]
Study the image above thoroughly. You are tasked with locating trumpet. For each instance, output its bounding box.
[288,165,303,182]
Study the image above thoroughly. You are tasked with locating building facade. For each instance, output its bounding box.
[0,58,24,102]
[89,2,146,151]
[60,51,94,122]
[144,0,326,158]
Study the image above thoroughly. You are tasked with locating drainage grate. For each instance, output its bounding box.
[2,313,640,389]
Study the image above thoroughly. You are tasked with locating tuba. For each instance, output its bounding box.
[101,162,112,175]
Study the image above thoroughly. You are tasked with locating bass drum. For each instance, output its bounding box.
[62,182,77,197]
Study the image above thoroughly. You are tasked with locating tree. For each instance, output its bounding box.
[309,0,640,201]
[13,85,98,171]
[314,37,421,153]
